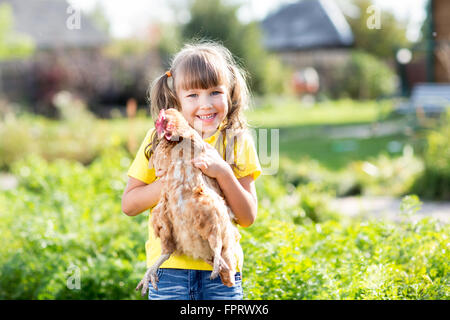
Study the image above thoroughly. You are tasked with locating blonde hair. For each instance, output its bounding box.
[145,40,251,165]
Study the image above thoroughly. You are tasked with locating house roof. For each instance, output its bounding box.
[0,0,108,49]
[261,0,354,51]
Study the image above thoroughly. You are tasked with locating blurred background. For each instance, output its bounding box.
[0,0,449,300]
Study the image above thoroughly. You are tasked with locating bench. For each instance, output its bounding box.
[395,83,450,116]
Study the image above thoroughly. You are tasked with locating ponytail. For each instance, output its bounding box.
[149,71,179,119]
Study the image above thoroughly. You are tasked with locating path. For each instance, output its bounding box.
[0,173,18,191]
[330,196,450,224]
[280,119,410,141]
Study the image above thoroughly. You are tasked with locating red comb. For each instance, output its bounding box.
[155,109,166,138]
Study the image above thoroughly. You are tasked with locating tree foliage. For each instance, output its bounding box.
[0,3,34,61]
[330,50,396,99]
[181,0,288,95]
[344,0,410,58]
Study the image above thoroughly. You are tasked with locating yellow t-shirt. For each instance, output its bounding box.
[127,127,262,271]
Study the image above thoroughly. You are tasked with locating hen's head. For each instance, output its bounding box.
[155,109,169,140]
[155,108,190,141]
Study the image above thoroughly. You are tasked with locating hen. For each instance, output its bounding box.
[136,108,241,296]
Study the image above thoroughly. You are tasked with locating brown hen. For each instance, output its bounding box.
[136,108,241,296]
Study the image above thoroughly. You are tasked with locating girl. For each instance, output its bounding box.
[122,41,261,300]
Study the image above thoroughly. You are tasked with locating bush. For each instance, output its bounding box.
[0,95,108,170]
[276,150,424,198]
[0,3,35,61]
[0,96,153,170]
[0,112,36,170]
[242,195,449,299]
[351,149,424,196]
[411,114,450,200]
[0,148,147,299]
[0,146,447,299]
[256,172,341,225]
[329,50,396,100]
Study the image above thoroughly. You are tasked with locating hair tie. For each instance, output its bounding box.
[165,70,172,77]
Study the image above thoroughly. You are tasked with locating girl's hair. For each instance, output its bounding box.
[145,40,251,168]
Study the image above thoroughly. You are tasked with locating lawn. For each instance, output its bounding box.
[278,132,409,170]
[246,97,391,128]
[245,97,411,170]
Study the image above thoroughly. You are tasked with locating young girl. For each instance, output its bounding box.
[122,41,261,300]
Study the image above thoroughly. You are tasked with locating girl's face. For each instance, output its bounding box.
[176,84,229,139]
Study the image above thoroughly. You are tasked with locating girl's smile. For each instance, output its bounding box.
[196,112,217,122]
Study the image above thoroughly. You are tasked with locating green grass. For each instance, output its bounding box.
[246,97,392,128]
[244,97,410,171]
[279,133,409,171]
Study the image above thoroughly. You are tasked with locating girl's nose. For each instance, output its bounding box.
[198,95,213,109]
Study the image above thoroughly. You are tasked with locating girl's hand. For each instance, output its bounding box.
[191,144,231,179]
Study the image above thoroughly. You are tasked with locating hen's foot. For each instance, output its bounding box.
[135,253,171,296]
[136,267,159,296]
[210,255,230,280]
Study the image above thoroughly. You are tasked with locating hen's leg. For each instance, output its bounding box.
[136,204,175,296]
[207,234,230,280]
[135,253,171,296]
[219,247,236,287]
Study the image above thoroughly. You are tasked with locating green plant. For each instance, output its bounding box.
[0,113,36,170]
[329,51,396,100]
[0,99,154,170]
[0,150,448,299]
[351,149,424,196]
[0,3,34,61]
[242,195,449,299]
[344,0,409,59]
[0,147,148,299]
[411,114,450,200]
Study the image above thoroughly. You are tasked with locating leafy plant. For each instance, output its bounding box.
[242,197,449,299]
[329,50,396,100]
[0,149,448,299]
[0,3,34,61]
[411,114,450,200]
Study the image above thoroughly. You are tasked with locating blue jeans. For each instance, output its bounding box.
[148,268,243,300]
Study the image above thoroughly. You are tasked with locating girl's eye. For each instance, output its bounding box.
[187,93,198,98]
[211,91,222,95]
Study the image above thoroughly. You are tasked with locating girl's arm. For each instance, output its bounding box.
[216,170,258,228]
[121,177,163,216]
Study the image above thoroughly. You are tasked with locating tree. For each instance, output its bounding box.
[87,2,110,36]
[0,3,34,98]
[343,0,410,59]
[182,0,241,55]
[0,3,34,61]
[180,0,288,95]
